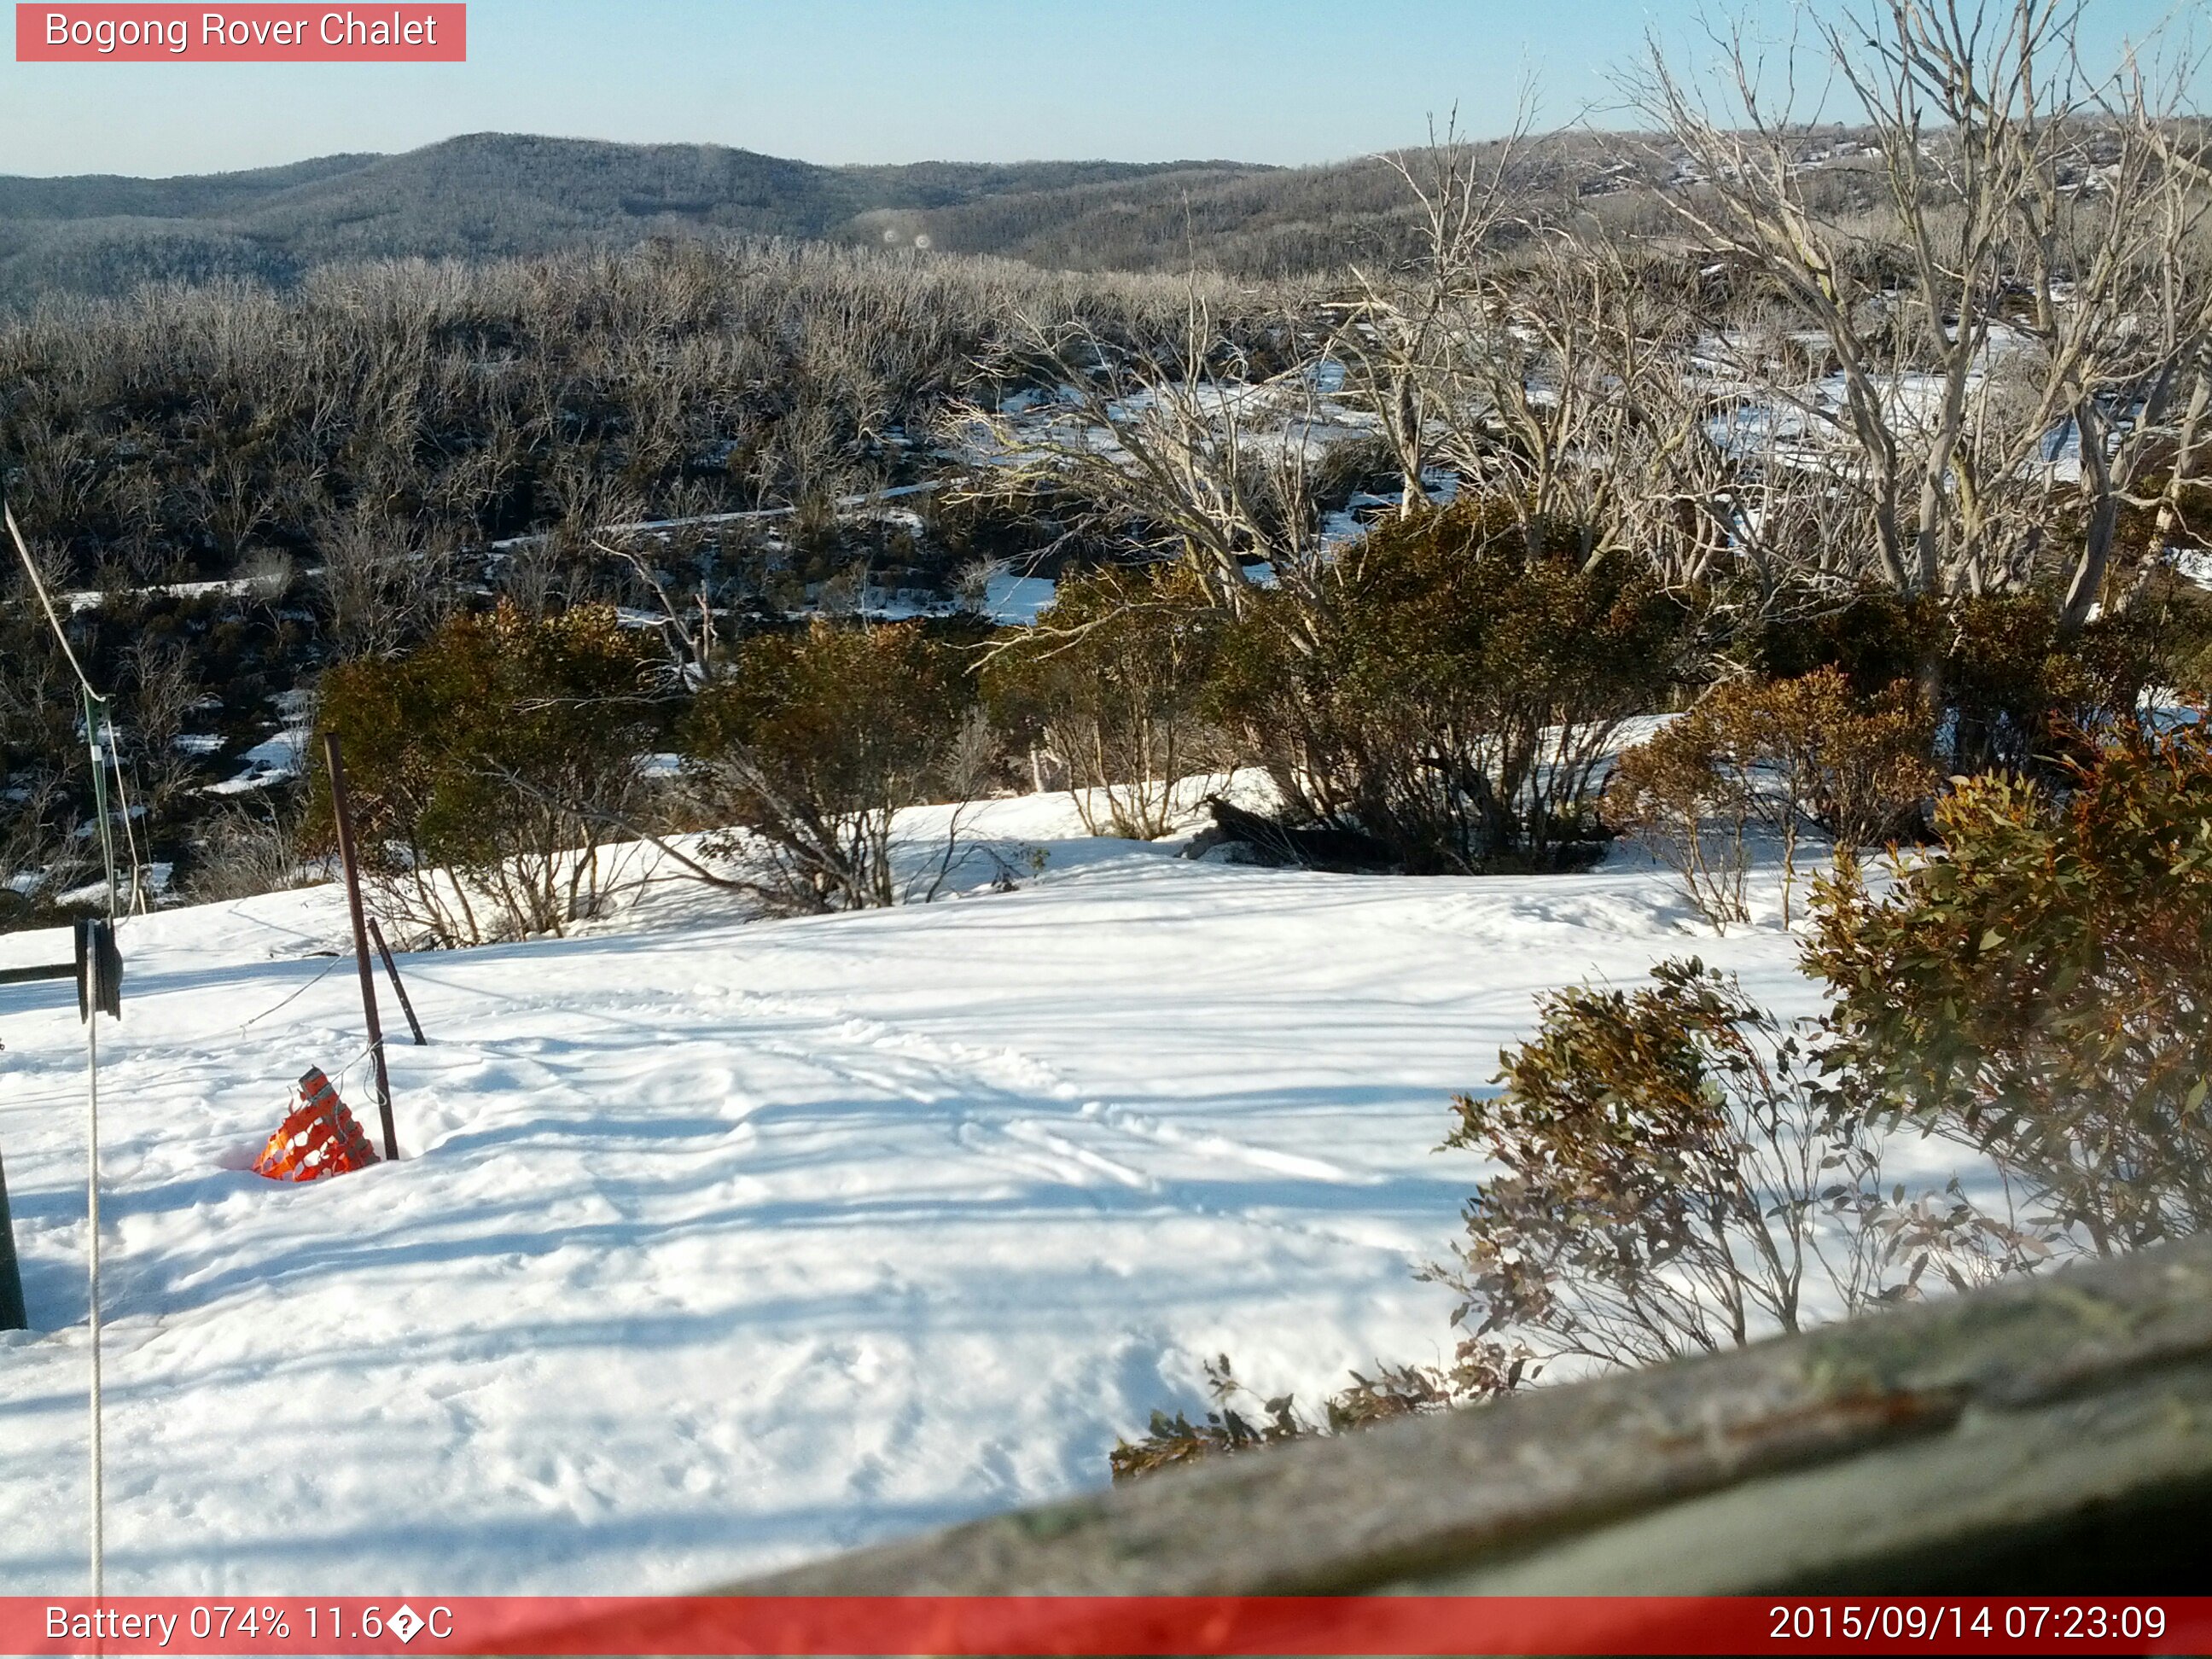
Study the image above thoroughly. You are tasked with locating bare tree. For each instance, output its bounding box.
[1339,109,1534,520]
[1629,1,2212,626]
[117,639,201,829]
[1336,118,1802,600]
[947,288,1333,624]
[313,501,457,660]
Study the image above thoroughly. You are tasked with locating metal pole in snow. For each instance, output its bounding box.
[0,1142,25,1333]
[368,917,427,1046]
[323,733,398,1161]
[84,1002,103,1597]
[75,917,120,1599]
[83,688,119,921]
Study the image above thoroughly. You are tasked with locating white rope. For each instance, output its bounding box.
[10,497,113,1592]
[9,501,148,916]
[234,954,350,1032]
[84,1004,105,1597]
[4,501,96,694]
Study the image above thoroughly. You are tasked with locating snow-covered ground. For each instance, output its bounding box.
[1,791,1857,1593]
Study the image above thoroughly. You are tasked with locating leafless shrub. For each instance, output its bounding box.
[313,502,458,661]
[183,799,306,904]
[946,292,1331,617]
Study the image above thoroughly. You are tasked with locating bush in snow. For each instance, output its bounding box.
[1738,670,1937,856]
[1206,497,1691,874]
[1109,1353,1505,1481]
[1810,720,2212,1256]
[1927,594,2168,781]
[1428,959,2045,1379]
[1604,713,1759,930]
[1743,587,2166,781]
[183,798,306,904]
[983,564,1225,841]
[1117,953,2038,1477]
[682,619,980,914]
[1606,669,1936,928]
[315,601,667,946]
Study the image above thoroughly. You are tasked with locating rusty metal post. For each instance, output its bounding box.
[323,731,397,1161]
[368,917,427,1045]
[0,1143,25,1332]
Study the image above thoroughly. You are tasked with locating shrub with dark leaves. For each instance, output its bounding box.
[1429,958,2040,1376]
[316,601,664,944]
[1208,498,1691,873]
[1810,719,2212,1254]
[983,564,1224,840]
[682,619,977,913]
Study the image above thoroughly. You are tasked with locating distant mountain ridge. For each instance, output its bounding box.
[0,133,1284,304]
[0,128,1643,304]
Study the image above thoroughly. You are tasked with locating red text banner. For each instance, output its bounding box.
[16,4,465,61]
[2,1596,2207,1656]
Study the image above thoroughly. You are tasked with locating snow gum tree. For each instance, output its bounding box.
[1630,0,2212,628]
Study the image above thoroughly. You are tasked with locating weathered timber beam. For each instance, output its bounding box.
[728,1236,2212,1596]
[0,960,74,987]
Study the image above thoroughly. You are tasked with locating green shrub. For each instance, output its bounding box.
[983,564,1224,839]
[316,601,665,945]
[1944,596,2163,777]
[2144,581,2212,702]
[1810,719,2212,1254]
[682,619,977,913]
[1742,589,1930,694]
[1208,498,1691,873]
[1430,959,2039,1375]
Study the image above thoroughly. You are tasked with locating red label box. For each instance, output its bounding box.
[3,1596,2209,1656]
[16,3,465,61]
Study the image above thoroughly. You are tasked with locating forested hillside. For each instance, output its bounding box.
[0,128,1655,302]
[0,135,1275,305]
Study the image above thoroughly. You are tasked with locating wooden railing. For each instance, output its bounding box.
[728,1236,2212,1595]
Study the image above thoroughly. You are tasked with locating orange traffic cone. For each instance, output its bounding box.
[252,1068,381,1182]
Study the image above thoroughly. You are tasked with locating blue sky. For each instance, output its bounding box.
[0,0,2198,178]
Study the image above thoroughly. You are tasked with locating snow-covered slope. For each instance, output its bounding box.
[0,795,1824,1593]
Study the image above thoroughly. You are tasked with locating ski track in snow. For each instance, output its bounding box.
[0,792,1874,1592]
